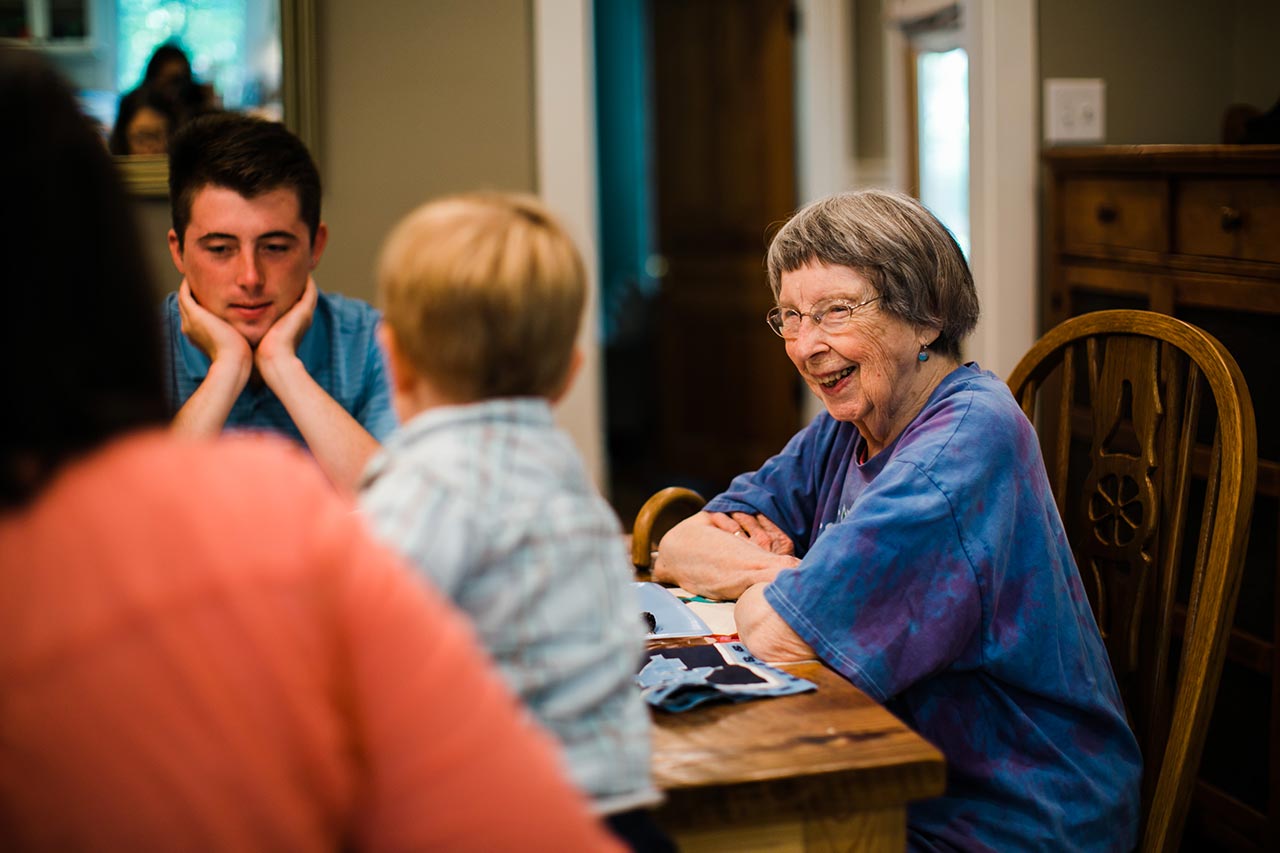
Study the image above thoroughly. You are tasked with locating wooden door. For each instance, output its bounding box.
[649,0,802,492]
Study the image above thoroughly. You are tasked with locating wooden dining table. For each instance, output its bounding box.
[647,644,946,852]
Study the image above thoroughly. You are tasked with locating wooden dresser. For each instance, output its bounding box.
[1043,145,1280,851]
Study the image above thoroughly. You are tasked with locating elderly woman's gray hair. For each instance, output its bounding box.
[766,189,980,359]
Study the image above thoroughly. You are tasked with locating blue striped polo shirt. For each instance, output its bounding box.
[160,289,397,447]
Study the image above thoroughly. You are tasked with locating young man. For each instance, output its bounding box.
[162,113,395,489]
[359,193,669,851]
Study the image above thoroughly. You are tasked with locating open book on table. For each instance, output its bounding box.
[634,581,737,638]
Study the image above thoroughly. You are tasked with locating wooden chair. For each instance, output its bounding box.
[1006,310,1256,853]
[630,486,706,572]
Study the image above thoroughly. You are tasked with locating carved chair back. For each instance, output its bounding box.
[1006,310,1256,853]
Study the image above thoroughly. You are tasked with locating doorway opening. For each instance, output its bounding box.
[594,0,804,527]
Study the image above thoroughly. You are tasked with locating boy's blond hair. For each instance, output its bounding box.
[377,192,585,402]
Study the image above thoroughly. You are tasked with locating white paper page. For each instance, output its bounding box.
[684,600,737,635]
[660,585,738,635]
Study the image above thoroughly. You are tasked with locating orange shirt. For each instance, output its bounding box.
[0,432,621,851]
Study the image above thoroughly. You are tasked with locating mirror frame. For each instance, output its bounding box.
[117,0,318,197]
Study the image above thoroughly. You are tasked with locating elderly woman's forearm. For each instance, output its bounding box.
[735,582,816,661]
[654,514,796,599]
[654,553,793,601]
[703,561,789,601]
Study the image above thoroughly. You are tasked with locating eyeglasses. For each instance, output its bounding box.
[766,297,881,339]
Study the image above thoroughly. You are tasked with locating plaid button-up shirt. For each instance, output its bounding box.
[359,398,658,813]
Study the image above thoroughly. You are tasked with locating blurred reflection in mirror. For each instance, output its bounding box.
[108,84,178,155]
[139,42,221,124]
[13,0,283,155]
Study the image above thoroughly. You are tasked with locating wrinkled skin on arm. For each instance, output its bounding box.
[735,581,816,662]
[652,510,799,601]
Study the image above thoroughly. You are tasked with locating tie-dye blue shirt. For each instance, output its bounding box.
[706,364,1141,851]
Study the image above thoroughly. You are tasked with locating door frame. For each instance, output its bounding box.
[533,0,607,488]
[965,0,1038,380]
[797,0,1039,380]
[533,0,1040,484]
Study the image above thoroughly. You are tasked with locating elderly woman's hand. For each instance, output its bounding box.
[652,511,800,601]
[707,511,796,555]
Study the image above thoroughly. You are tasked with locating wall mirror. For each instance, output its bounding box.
[3,0,316,196]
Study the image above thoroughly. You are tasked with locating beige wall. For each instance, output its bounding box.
[317,0,536,304]
[1039,0,1278,145]
[136,197,177,297]
[852,0,886,163]
[1039,0,1232,144]
[1230,0,1280,110]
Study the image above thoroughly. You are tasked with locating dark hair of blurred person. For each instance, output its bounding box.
[144,42,192,89]
[0,47,166,509]
[108,84,179,155]
[142,41,218,124]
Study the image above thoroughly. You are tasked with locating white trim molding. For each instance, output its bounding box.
[533,0,607,488]
[795,0,854,204]
[964,0,1038,379]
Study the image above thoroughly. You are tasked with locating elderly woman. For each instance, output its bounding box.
[655,190,1141,851]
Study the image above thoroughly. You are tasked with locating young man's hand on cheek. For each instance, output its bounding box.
[170,278,253,438]
[256,276,317,372]
[178,279,251,377]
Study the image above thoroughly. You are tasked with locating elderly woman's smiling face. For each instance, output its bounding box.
[779,262,939,449]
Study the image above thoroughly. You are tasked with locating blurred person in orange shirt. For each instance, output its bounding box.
[0,47,622,853]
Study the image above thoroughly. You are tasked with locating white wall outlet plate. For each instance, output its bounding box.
[1044,78,1106,144]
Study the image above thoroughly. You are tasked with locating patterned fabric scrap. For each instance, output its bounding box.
[637,642,816,712]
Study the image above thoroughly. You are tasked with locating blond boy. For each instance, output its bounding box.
[358,194,663,840]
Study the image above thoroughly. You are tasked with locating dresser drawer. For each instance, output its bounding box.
[1176,178,1280,266]
[1061,177,1168,254]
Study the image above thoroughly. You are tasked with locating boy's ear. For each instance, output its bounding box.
[378,324,420,395]
[379,324,455,419]
[549,346,584,404]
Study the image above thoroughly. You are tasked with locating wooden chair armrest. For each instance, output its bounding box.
[631,487,706,570]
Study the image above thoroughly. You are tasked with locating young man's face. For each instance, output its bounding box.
[168,185,328,347]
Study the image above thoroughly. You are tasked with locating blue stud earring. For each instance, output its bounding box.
[918,343,930,362]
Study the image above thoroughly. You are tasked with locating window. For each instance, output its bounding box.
[890,1,971,258]
[0,0,91,43]
[914,42,969,257]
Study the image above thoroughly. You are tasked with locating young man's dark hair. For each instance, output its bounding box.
[168,112,322,248]
[0,48,166,508]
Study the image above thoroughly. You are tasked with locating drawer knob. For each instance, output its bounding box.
[1220,206,1243,232]
[1095,203,1118,224]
